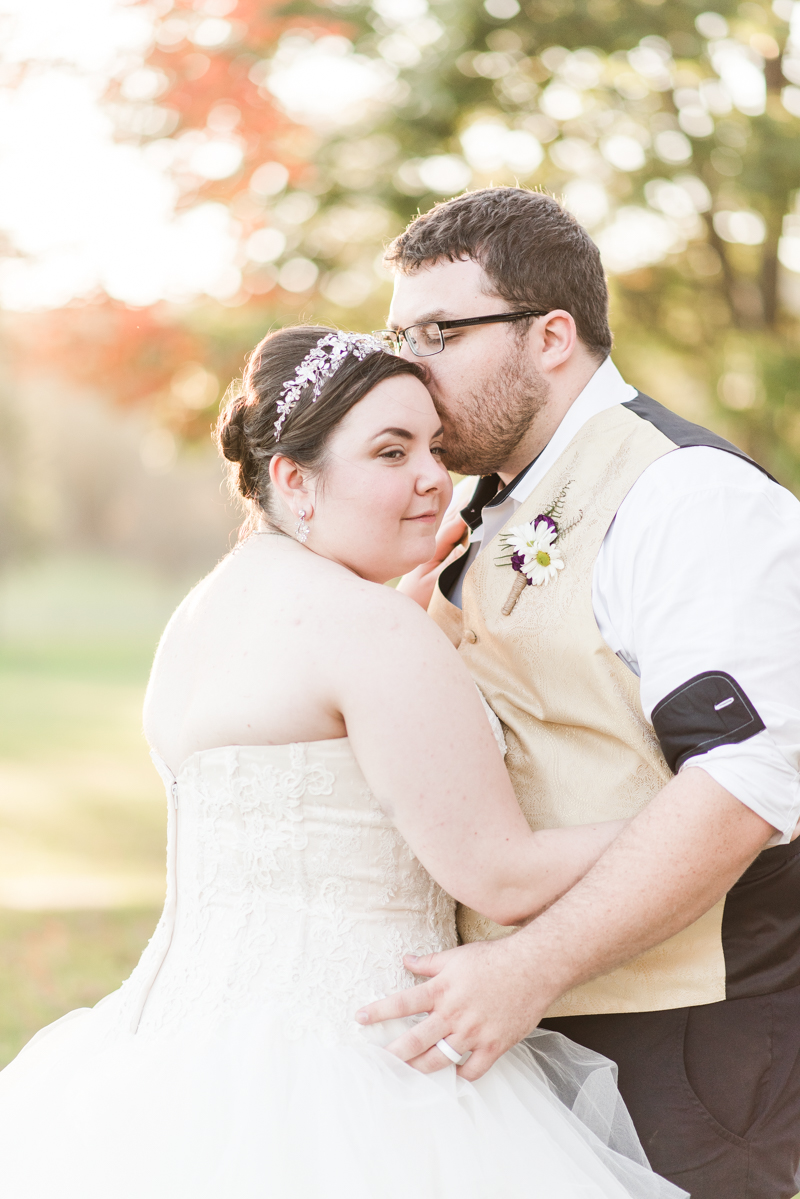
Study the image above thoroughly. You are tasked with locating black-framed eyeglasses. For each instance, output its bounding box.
[373,309,550,357]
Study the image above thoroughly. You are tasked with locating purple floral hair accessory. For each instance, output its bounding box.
[274,330,386,441]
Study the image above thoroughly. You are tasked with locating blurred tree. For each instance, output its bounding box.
[33,0,800,490]
[0,385,36,568]
[266,0,800,488]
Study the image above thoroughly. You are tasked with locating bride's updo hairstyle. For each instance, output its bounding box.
[217,325,427,530]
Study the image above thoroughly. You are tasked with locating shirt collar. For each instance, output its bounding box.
[460,459,537,532]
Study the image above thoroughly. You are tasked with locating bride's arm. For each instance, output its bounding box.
[489,820,628,924]
[329,584,625,925]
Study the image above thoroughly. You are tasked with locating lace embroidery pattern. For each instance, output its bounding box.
[114,743,456,1044]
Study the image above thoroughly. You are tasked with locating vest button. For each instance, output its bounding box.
[462,629,477,644]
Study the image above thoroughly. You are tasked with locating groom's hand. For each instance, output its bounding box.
[355,937,557,1081]
[356,772,775,1081]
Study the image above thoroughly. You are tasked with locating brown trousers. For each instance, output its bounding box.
[540,982,800,1199]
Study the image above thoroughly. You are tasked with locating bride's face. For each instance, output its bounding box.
[307,374,452,583]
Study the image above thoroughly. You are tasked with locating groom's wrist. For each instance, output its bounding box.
[500,927,574,1019]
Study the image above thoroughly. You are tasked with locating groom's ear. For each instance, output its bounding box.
[269,454,315,517]
[538,310,577,373]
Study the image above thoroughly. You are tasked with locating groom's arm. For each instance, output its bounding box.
[360,428,800,1076]
[356,766,774,1079]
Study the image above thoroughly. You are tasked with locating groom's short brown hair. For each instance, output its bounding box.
[384,187,612,361]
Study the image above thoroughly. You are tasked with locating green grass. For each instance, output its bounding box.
[0,653,168,905]
[0,908,159,1068]
[0,555,191,1065]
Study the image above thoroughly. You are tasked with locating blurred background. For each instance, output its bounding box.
[1,0,800,1067]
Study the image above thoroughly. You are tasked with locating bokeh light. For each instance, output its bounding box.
[0,0,241,309]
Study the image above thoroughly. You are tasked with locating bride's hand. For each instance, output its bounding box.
[396,511,469,610]
[355,938,557,1081]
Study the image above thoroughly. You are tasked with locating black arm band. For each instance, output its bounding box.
[652,671,766,774]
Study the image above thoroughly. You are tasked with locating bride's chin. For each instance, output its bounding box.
[402,544,437,577]
[374,553,431,587]
[349,534,437,586]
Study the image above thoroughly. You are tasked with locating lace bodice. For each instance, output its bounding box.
[114,740,457,1043]
[0,723,685,1199]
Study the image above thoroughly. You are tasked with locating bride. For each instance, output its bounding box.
[0,327,684,1198]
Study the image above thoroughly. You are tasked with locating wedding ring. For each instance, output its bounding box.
[435,1038,470,1066]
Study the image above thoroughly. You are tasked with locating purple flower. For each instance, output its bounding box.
[511,552,534,585]
[533,514,557,537]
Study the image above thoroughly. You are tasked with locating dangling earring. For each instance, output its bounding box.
[295,509,310,544]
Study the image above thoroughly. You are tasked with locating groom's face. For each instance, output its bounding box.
[387,257,549,477]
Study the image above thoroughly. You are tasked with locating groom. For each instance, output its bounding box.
[357,187,800,1198]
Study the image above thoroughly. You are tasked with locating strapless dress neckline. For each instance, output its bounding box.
[154,735,354,784]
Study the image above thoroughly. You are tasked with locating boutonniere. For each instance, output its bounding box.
[495,482,582,616]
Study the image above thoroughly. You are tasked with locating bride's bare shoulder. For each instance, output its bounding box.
[249,542,450,656]
[325,569,454,661]
[161,538,451,664]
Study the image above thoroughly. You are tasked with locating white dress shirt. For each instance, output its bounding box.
[449,357,800,841]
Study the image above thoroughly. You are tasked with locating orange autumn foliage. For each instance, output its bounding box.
[24,0,343,414]
[12,305,204,408]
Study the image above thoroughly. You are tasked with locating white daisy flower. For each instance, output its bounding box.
[505,516,558,558]
[504,516,564,586]
[521,544,564,586]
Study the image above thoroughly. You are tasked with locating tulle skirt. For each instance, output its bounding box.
[0,996,686,1199]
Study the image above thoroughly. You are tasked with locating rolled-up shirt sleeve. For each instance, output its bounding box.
[593,446,800,842]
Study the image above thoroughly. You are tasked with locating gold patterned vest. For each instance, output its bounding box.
[429,403,728,1016]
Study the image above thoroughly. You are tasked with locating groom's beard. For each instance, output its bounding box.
[435,351,550,478]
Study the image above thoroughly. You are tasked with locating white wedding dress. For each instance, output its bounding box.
[0,737,685,1198]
